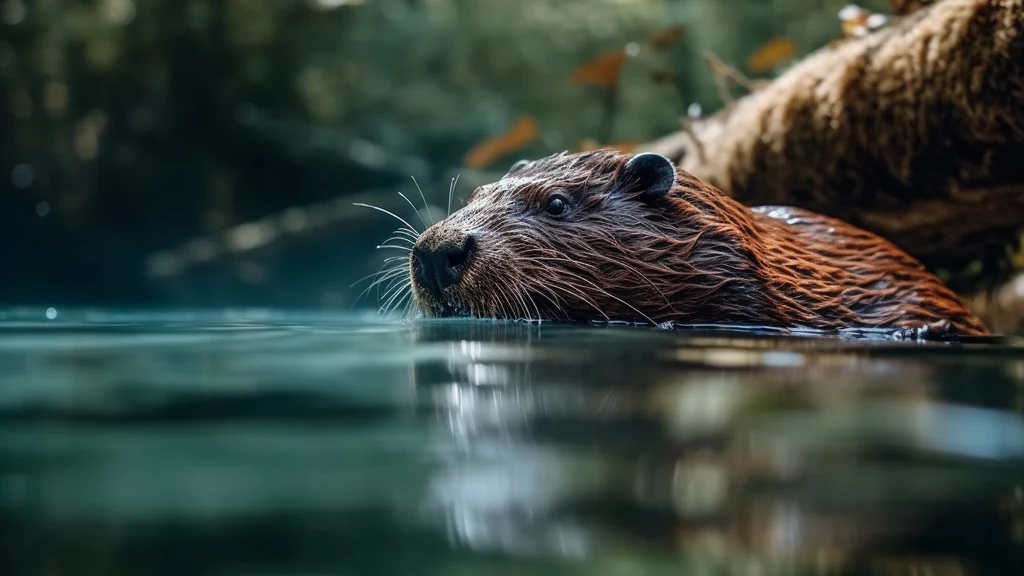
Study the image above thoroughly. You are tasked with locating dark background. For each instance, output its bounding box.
[0,0,920,310]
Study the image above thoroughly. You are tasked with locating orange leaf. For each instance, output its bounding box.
[646,25,685,49]
[746,37,798,73]
[571,49,630,90]
[463,115,540,169]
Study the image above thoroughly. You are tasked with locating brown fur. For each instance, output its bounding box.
[643,0,1024,289]
[410,150,989,336]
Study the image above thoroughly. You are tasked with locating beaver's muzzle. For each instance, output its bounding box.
[411,229,477,314]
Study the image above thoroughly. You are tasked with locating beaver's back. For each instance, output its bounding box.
[750,205,988,336]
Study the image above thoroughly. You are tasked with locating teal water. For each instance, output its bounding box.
[1,309,1023,575]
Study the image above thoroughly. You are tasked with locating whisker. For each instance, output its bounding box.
[356,266,403,307]
[380,280,411,317]
[447,174,460,217]
[350,265,402,293]
[522,252,601,273]
[380,270,409,301]
[530,267,613,320]
[535,278,605,320]
[524,280,564,312]
[353,203,421,235]
[367,267,407,298]
[508,277,532,320]
[522,286,542,320]
[410,176,435,226]
[574,243,670,306]
[495,279,518,320]
[351,199,419,318]
[494,282,515,320]
[379,235,415,247]
[536,284,567,313]
[392,285,415,319]
[378,277,405,311]
[536,248,671,309]
[349,264,393,290]
[397,191,429,231]
[580,279,656,325]
[394,228,420,241]
[519,246,667,321]
[357,265,406,305]
[505,277,530,320]
[351,252,407,296]
[385,225,420,238]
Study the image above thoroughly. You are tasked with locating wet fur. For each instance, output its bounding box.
[411,150,988,336]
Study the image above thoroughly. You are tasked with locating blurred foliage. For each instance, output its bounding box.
[2,0,895,307]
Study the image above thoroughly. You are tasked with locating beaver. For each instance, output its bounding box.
[408,150,989,337]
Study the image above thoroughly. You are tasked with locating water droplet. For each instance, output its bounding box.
[35,201,50,217]
[10,163,33,189]
[45,307,57,320]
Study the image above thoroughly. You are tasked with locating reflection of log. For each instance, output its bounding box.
[641,0,1024,291]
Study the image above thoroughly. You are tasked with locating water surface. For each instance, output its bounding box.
[1,309,1023,575]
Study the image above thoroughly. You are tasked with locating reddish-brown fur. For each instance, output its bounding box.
[410,150,989,336]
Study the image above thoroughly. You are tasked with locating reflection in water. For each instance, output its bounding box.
[410,321,1024,574]
[0,313,1021,575]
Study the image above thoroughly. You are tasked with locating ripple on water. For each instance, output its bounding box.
[0,309,1021,575]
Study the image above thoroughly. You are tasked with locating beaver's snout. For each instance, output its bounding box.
[411,231,477,308]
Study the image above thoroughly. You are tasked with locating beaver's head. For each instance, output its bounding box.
[408,149,770,325]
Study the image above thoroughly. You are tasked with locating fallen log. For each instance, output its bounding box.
[640,0,1024,292]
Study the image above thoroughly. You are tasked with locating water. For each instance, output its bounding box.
[1,309,1023,575]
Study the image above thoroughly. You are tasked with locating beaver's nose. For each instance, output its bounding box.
[412,234,476,298]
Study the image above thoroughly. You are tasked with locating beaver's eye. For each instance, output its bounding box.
[546,194,569,217]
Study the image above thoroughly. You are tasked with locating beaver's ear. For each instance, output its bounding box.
[503,159,531,178]
[621,153,676,200]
